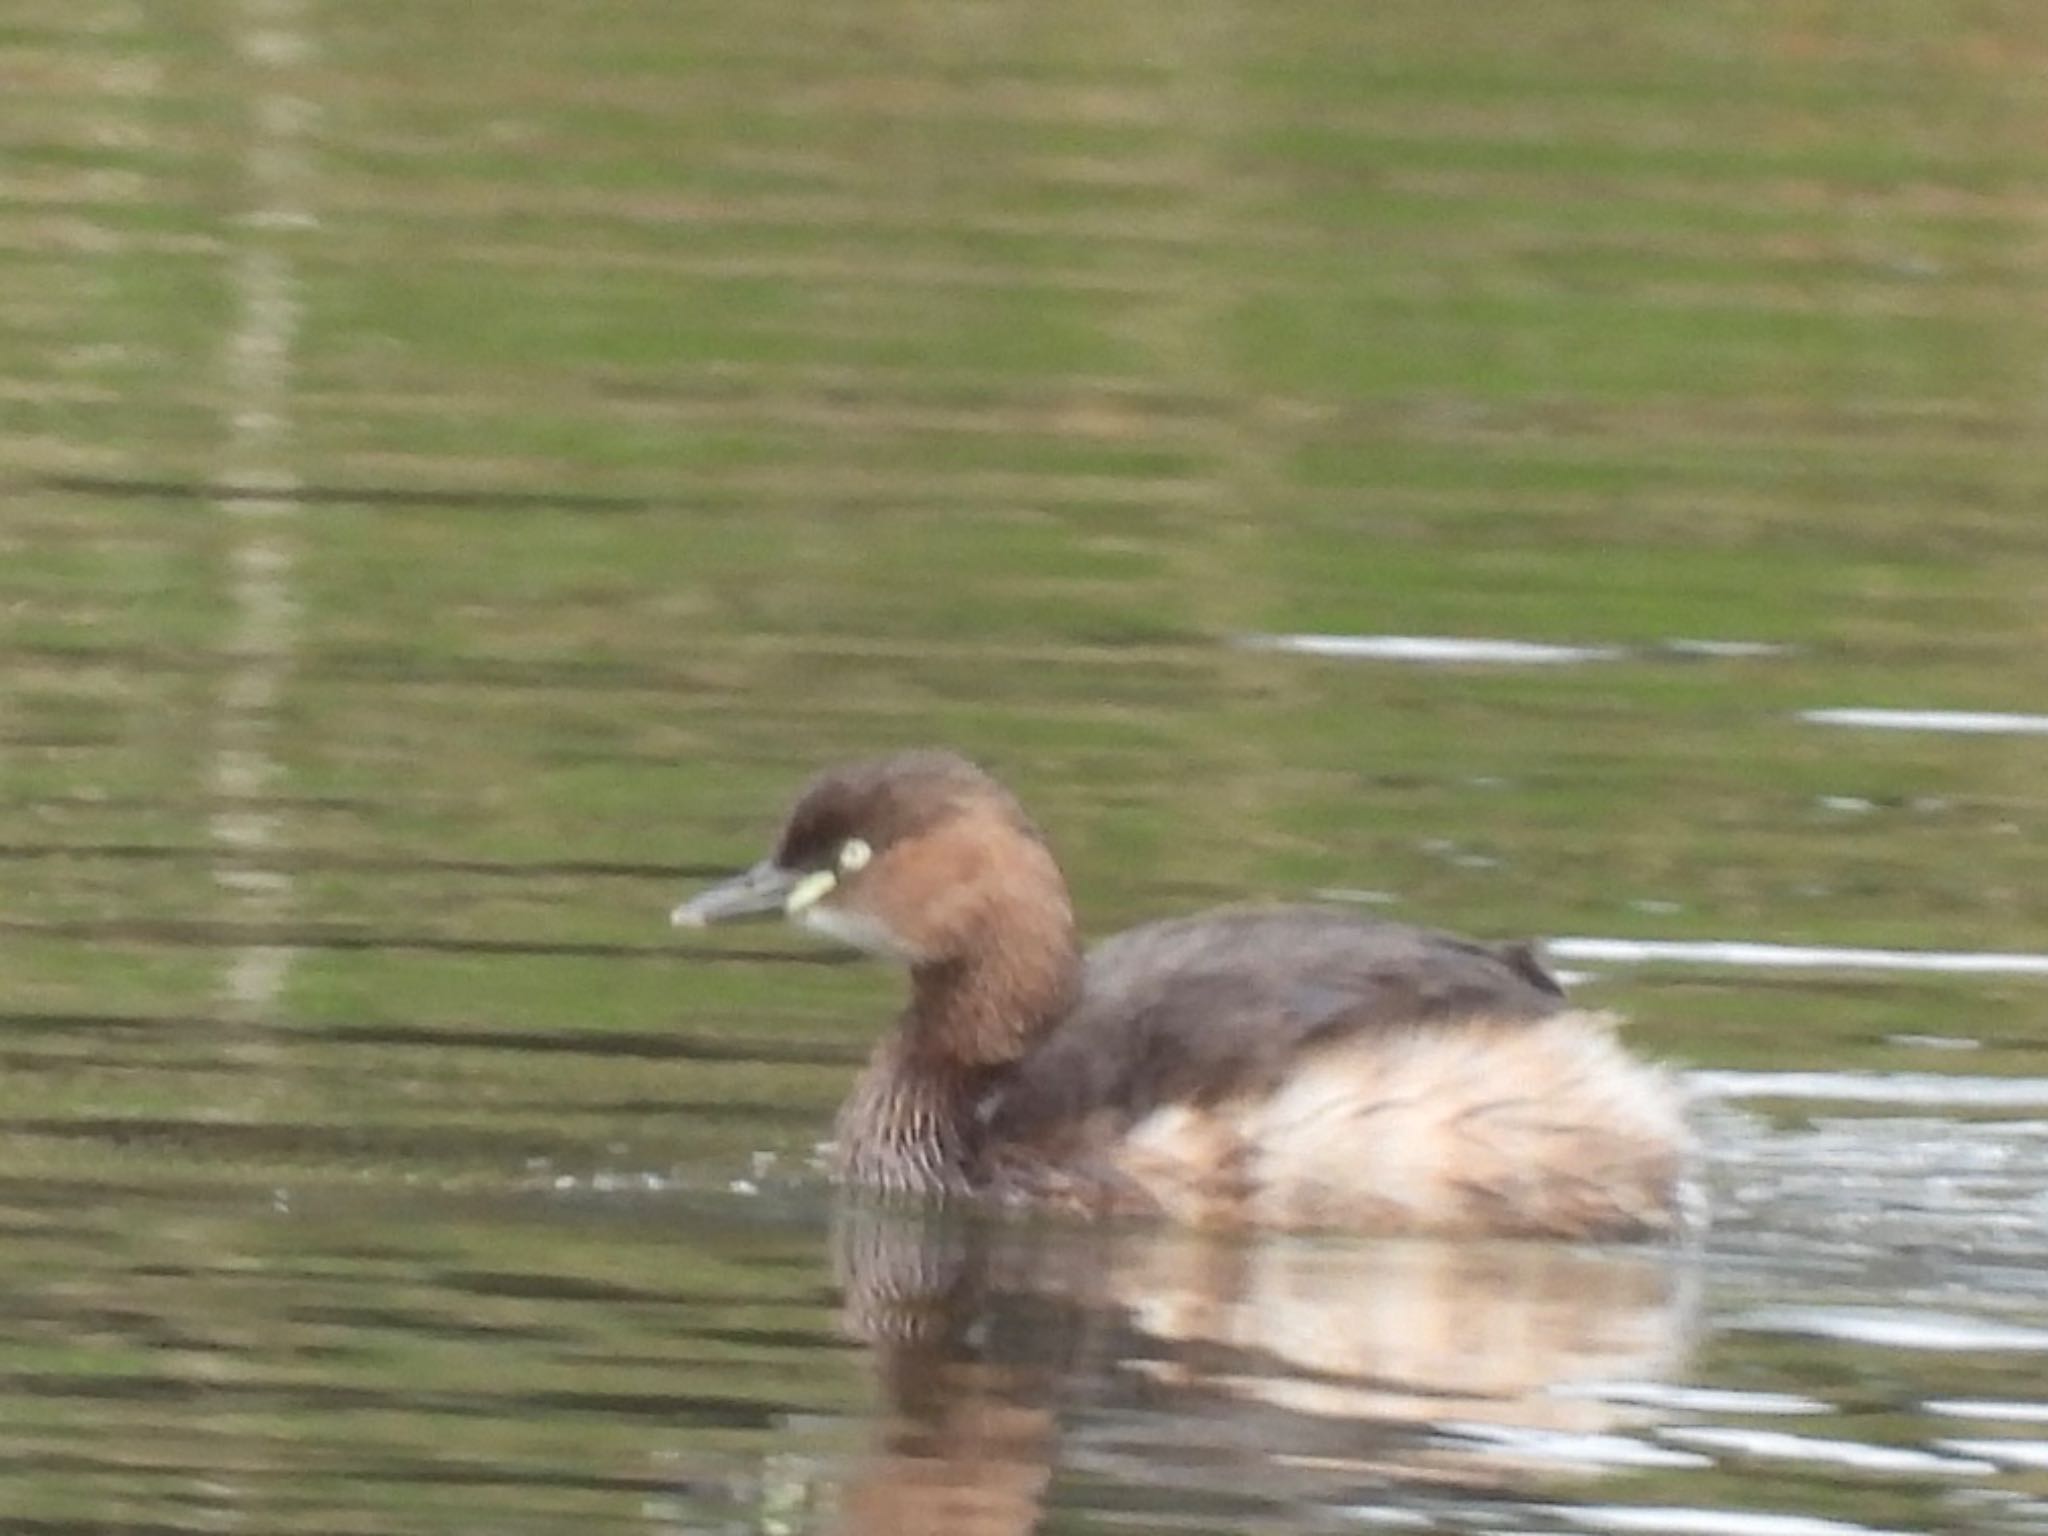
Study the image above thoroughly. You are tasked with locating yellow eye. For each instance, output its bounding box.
[839,837,872,873]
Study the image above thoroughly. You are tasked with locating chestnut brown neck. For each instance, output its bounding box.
[833,847,1081,1196]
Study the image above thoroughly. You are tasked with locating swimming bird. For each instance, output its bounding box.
[672,750,1690,1237]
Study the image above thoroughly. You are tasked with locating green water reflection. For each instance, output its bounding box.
[4,0,2047,1531]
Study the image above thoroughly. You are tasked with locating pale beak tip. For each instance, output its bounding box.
[668,860,795,930]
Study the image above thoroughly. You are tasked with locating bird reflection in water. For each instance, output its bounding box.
[813,1199,1696,1535]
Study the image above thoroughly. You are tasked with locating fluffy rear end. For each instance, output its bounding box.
[1115,1011,1691,1239]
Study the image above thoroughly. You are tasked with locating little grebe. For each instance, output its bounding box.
[672,751,1690,1238]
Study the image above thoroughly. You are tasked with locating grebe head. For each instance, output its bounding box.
[671,750,1074,971]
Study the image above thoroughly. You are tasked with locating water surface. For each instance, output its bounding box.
[5,1,2048,1531]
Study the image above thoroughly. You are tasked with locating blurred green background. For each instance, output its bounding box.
[5,4,2048,1533]
[9,1,2046,1147]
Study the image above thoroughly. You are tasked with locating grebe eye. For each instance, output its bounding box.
[838,837,872,873]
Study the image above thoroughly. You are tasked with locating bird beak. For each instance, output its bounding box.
[669,860,801,928]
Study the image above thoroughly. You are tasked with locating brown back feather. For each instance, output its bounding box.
[984,906,1566,1150]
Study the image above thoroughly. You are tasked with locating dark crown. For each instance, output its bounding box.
[774,750,1024,870]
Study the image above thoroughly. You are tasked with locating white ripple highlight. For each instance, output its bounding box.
[1925,1399,2048,1424]
[1244,633,1794,665]
[1245,633,1623,664]
[1687,1072,2048,1110]
[1931,1438,2048,1470]
[1559,1507,1919,1536]
[1430,1422,1710,1470]
[1551,1382,1830,1416]
[1802,708,2048,736]
[1549,936,2048,979]
[1733,1307,2048,1352]
[1658,1426,1995,1477]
